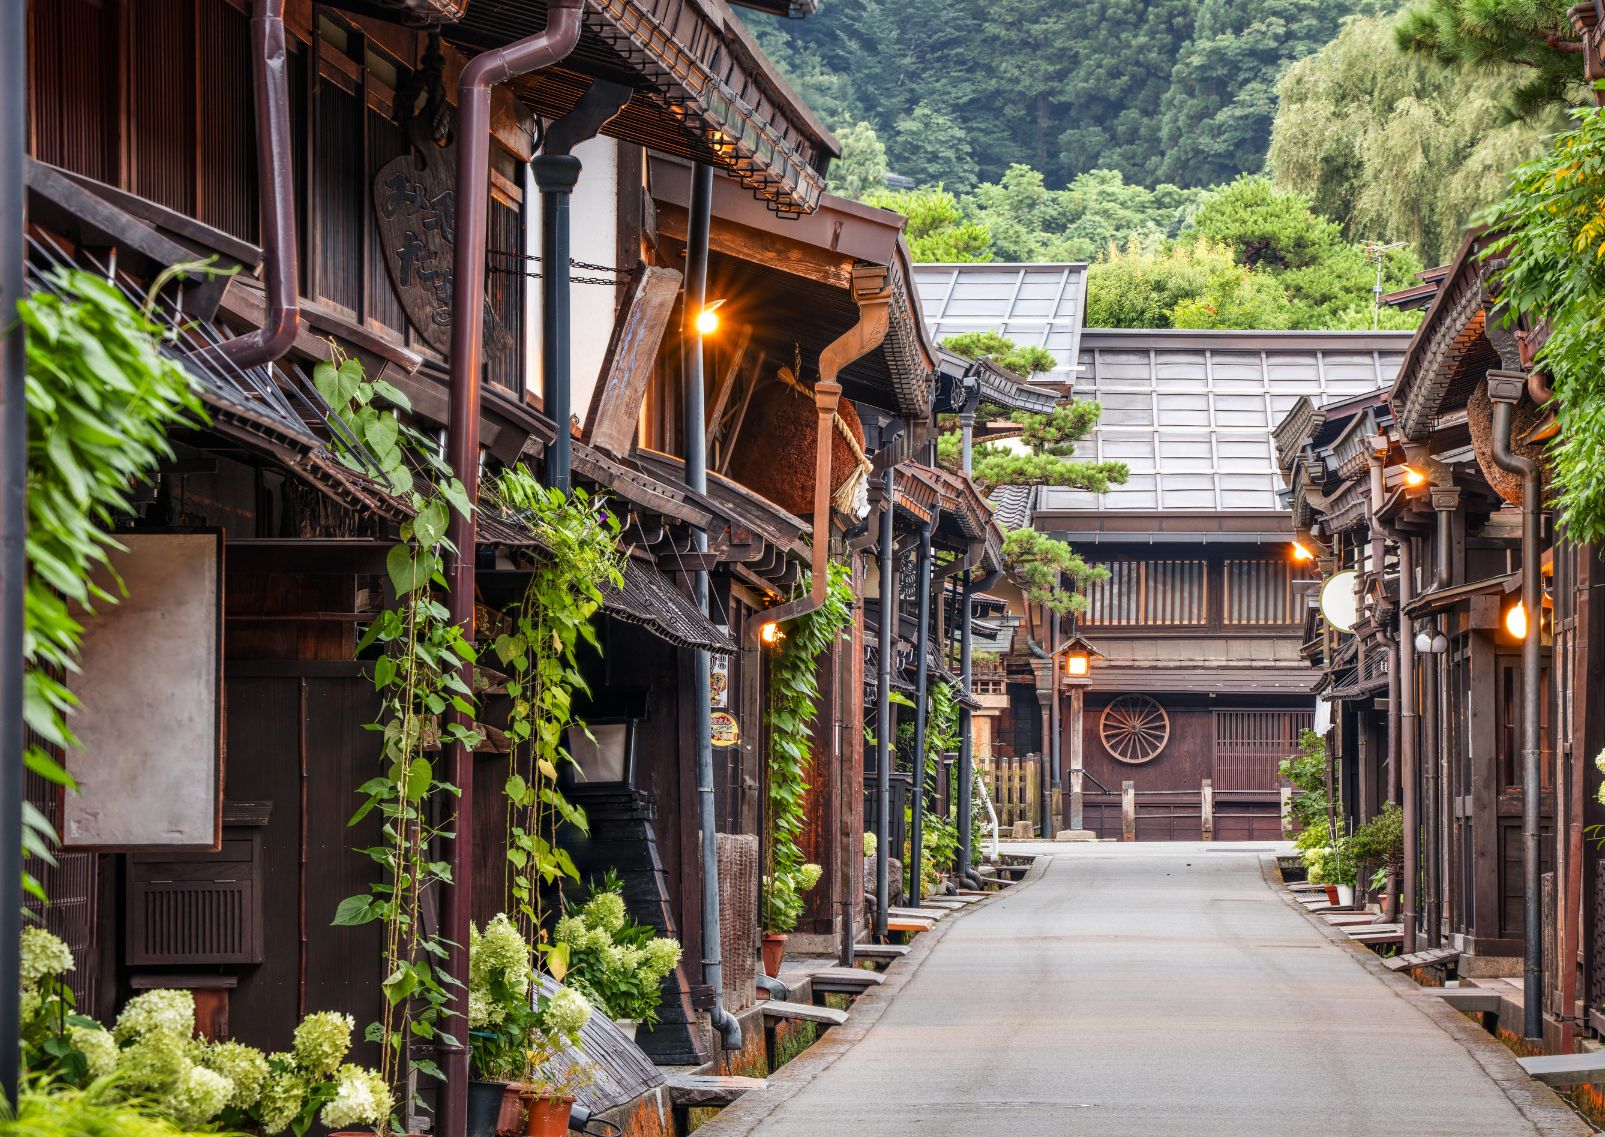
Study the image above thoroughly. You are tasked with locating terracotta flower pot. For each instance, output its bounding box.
[521,1094,575,1137]
[761,932,788,978]
[497,1083,525,1135]
[1323,884,1339,905]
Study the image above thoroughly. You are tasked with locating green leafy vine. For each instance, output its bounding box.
[320,356,479,1122]
[762,562,854,932]
[18,269,206,899]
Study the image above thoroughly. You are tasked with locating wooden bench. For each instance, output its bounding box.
[664,1074,766,1129]
[809,966,887,997]
[1518,1054,1605,1087]
[760,1000,849,1026]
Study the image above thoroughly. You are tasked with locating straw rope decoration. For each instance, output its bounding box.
[775,357,873,515]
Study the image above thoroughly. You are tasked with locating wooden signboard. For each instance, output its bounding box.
[585,264,684,458]
[64,532,223,850]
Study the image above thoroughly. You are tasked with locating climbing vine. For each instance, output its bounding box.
[483,467,624,960]
[899,680,962,891]
[17,269,205,899]
[763,562,854,932]
[322,356,479,1118]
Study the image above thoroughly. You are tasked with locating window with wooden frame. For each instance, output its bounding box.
[1082,559,1207,627]
[1222,559,1298,626]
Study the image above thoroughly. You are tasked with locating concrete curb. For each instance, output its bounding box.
[1259,856,1595,1137]
[690,856,1052,1136]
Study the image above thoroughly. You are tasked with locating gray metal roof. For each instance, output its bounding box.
[912,263,1088,387]
[1041,330,1412,513]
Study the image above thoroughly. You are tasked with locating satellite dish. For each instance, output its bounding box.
[1319,570,1359,633]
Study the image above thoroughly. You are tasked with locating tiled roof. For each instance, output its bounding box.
[912,263,1088,387]
[1040,330,1412,513]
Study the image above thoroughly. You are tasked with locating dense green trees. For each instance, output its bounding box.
[1269,11,1560,263]
[1395,0,1585,116]
[750,0,1365,190]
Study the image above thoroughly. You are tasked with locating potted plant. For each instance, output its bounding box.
[516,987,595,1137]
[468,914,542,1137]
[557,876,683,1041]
[1348,802,1405,910]
[761,862,822,977]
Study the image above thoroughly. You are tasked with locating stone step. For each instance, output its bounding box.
[1518,1053,1605,1086]
[1426,988,1502,1014]
[665,1074,767,1108]
[809,966,887,994]
[760,1000,849,1026]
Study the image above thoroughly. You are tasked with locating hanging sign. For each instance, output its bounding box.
[709,638,730,708]
[1318,570,1360,633]
[372,149,514,362]
[710,711,742,748]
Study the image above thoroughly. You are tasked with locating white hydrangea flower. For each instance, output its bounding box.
[543,986,591,1038]
[68,1025,119,1080]
[18,927,74,989]
[200,1040,270,1109]
[641,938,682,979]
[171,1063,234,1126]
[582,891,627,935]
[114,989,196,1043]
[320,1064,393,1130]
[255,1069,308,1135]
[292,1011,353,1079]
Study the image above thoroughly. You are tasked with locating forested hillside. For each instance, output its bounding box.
[750,0,1376,191]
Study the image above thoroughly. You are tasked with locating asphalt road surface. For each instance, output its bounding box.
[725,843,1590,1137]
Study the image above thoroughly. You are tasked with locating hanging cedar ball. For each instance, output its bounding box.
[1467,384,1549,506]
[728,377,865,518]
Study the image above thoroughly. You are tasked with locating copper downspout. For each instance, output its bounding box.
[1421,486,1457,948]
[1377,509,1419,950]
[758,266,892,631]
[441,6,583,1134]
[1487,369,1544,1040]
[199,0,299,369]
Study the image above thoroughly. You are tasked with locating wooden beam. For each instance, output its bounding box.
[657,203,852,291]
[586,265,683,458]
[706,323,752,434]
[717,350,766,475]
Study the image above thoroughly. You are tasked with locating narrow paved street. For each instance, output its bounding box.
[731,845,1587,1137]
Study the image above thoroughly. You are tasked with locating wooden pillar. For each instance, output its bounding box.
[1121,781,1135,842]
[1201,778,1214,842]
[1067,683,1086,832]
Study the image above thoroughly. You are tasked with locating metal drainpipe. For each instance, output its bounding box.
[534,154,577,491]
[1423,493,1455,948]
[442,7,584,1132]
[200,0,299,369]
[874,469,895,939]
[1367,447,1401,922]
[906,520,934,907]
[681,162,740,1050]
[1046,604,1060,837]
[1487,370,1544,1040]
[1391,530,1419,950]
[957,563,1002,877]
[0,0,26,1109]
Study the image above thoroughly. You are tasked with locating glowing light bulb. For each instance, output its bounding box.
[1505,601,1528,640]
[1066,653,1090,677]
[1291,541,1316,562]
[1404,466,1427,488]
[760,621,782,646]
[695,299,725,336]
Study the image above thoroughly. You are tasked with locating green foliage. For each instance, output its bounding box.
[892,102,978,193]
[901,683,962,893]
[828,120,890,200]
[1279,729,1333,838]
[324,355,479,1115]
[1,1085,230,1137]
[484,471,623,945]
[965,166,1206,262]
[861,186,992,262]
[763,563,854,931]
[1001,529,1107,617]
[557,876,682,1028]
[1482,107,1605,542]
[18,270,206,900]
[1396,0,1586,119]
[1349,802,1405,869]
[938,331,1055,379]
[1085,181,1424,330]
[1155,0,1364,187]
[1269,11,1559,264]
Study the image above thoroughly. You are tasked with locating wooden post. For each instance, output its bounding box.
[1201,778,1214,841]
[1280,785,1293,832]
[1068,684,1085,832]
[1121,781,1136,842]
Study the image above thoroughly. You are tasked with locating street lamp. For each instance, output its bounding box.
[1054,634,1101,834]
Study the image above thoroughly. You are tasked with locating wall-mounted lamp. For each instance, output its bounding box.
[1414,629,1449,654]
[1291,540,1317,563]
[1505,600,1529,641]
[1056,633,1101,680]
[565,720,637,785]
[759,620,783,647]
[695,298,726,337]
[1403,465,1427,488]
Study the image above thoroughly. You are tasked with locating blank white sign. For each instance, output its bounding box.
[64,532,222,850]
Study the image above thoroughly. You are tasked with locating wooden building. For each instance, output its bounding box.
[14,0,1007,1128]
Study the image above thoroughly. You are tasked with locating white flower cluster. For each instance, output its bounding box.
[320,1063,395,1130]
[19,927,74,989]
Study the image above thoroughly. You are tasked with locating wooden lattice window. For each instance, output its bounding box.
[1213,710,1312,792]
[1083,560,1207,627]
[1224,560,1298,625]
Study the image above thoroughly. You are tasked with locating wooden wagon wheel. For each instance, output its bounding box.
[1100,695,1170,764]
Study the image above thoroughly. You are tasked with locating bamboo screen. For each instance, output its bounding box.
[1223,559,1298,625]
[1082,560,1207,626]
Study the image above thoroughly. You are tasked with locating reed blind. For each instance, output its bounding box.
[1223,559,1298,625]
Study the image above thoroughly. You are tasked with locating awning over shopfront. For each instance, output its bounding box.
[599,555,738,655]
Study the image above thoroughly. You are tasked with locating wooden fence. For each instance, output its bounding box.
[980,754,1041,831]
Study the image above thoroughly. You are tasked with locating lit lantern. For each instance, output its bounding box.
[1505,600,1528,641]
[695,298,726,336]
[759,620,783,646]
[1403,465,1427,488]
[1291,540,1316,563]
[1058,633,1101,680]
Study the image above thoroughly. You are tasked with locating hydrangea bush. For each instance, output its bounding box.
[557,877,682,1028]
[17,928,391,1134]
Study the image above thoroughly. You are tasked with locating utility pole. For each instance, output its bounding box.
[1365,241,1405,331]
